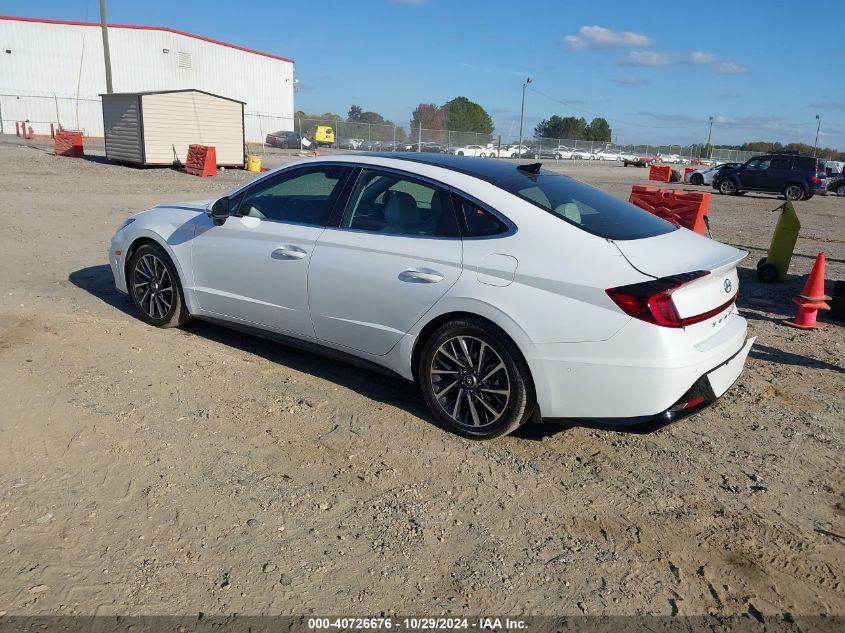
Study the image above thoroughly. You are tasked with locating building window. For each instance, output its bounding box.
[177,51,191,69]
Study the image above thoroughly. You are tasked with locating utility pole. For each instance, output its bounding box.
[705,116,714,159]
[518,77,532,152]
[100,0,114,93]
[813,115,821,158]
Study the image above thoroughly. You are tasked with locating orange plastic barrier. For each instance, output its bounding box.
[54,130,84,157]
[629,185,710,235]
[185,144,217,177]
[648,165,672,182]
[683,167,696,183]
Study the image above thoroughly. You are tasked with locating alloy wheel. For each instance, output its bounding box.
[837,184,845,197]
[429,335,510,429]
[720,180,736,195]
[132,253,174,320]
[785,184,804,200]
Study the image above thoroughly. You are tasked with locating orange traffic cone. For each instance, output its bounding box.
[783,252,831,329]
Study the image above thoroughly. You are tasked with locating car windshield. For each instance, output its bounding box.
[496,173,677,240]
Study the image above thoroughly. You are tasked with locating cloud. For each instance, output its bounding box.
[618,50,669,67]
[689,51,747,74]
[690,51,717,65]
[613,75,649,85]
[712,61,747,75]
[564,25,651,51]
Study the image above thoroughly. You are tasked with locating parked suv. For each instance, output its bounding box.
[712,154,827,200]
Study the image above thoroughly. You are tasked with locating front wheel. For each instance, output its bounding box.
[784,183,805,201]
[418,319,535,440]
[128,244,191,328]
[719,179,738,195]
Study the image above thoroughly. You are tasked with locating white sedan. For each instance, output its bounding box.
[687,162,742,186]
[451,144,493,158]
[110,153,754,439]
[591,149,623,161]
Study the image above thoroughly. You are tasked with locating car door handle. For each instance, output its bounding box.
[271,245,308,260]
[399,268,444,284]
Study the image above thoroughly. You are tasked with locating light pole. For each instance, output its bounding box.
[813,114,821,158]
[705,116,714,160]
[99,0,113,94]
[518,77,532,153]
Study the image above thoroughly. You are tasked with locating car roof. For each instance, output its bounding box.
[355,152,558,183]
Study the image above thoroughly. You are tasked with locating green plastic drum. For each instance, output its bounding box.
[757,200,800,283]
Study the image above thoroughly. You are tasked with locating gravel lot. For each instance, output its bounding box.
[0,138,843,618]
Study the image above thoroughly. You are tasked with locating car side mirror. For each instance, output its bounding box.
[206,197,230,226]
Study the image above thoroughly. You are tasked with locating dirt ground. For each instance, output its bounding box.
[0,138,843,618]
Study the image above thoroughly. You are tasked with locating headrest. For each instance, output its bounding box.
[385,191,421,229]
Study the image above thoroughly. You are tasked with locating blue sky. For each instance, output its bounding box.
[8,0,844,148]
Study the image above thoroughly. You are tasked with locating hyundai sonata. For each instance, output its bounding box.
[109,153,754,439]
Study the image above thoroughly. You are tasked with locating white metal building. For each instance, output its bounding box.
[0,15,295,142]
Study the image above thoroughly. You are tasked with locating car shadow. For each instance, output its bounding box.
[69,264,689,441]
[750,343,844,374]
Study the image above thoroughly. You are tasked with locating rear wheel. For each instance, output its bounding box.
[784,183,805,201]
[719,179,738,195]
[689,173,704,186]
[418,319,535,440]
[128,244,191,328]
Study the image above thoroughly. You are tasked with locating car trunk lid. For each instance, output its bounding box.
[610,229,747,344]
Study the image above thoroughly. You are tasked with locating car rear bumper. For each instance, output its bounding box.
[528,312,753,420]
[549,335,755,429]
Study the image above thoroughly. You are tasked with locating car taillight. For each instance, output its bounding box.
[811,175,820,185]
[606,271,733,328]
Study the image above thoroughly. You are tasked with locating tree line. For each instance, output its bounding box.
[293,101,840,156]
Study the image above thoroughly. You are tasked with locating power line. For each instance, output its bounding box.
[526,86,699,130]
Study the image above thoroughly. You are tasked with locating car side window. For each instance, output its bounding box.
[453,194,509,237]
[770,158,791,170]
[746,158,771,171]
[236,166,350,226]
[340,169,458,237]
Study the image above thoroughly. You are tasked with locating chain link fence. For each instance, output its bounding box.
[260,119,728,165]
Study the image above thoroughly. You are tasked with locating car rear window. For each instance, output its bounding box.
[795,156,825,172]
[495,173,676,240]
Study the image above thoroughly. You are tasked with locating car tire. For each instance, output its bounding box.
[418,318,535,440]
[719,179,738,195]
[802,192,814,201]
[457,151,464,156]
[690,173,704,186]
[127,243,191,328]
[554,153,562,160]
[837,184,845,197]
[784,183,805,201]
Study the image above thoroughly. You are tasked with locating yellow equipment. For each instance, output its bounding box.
[756,200,800,283]
[314,125,335,146]
[246,155,262,173]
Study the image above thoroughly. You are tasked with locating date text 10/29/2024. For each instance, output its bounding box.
[307,618,528,630]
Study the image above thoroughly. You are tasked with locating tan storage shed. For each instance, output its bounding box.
[101,89,245,167]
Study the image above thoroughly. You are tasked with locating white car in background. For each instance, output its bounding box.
[109,153,753,439]
[592,149,623,161]
[687,162,741,186]
[452,144,493,158]
[495,144,532,158]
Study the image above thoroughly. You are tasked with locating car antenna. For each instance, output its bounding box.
[516,162,542,175]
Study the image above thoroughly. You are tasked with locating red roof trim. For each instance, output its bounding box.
[0,15,294,63]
